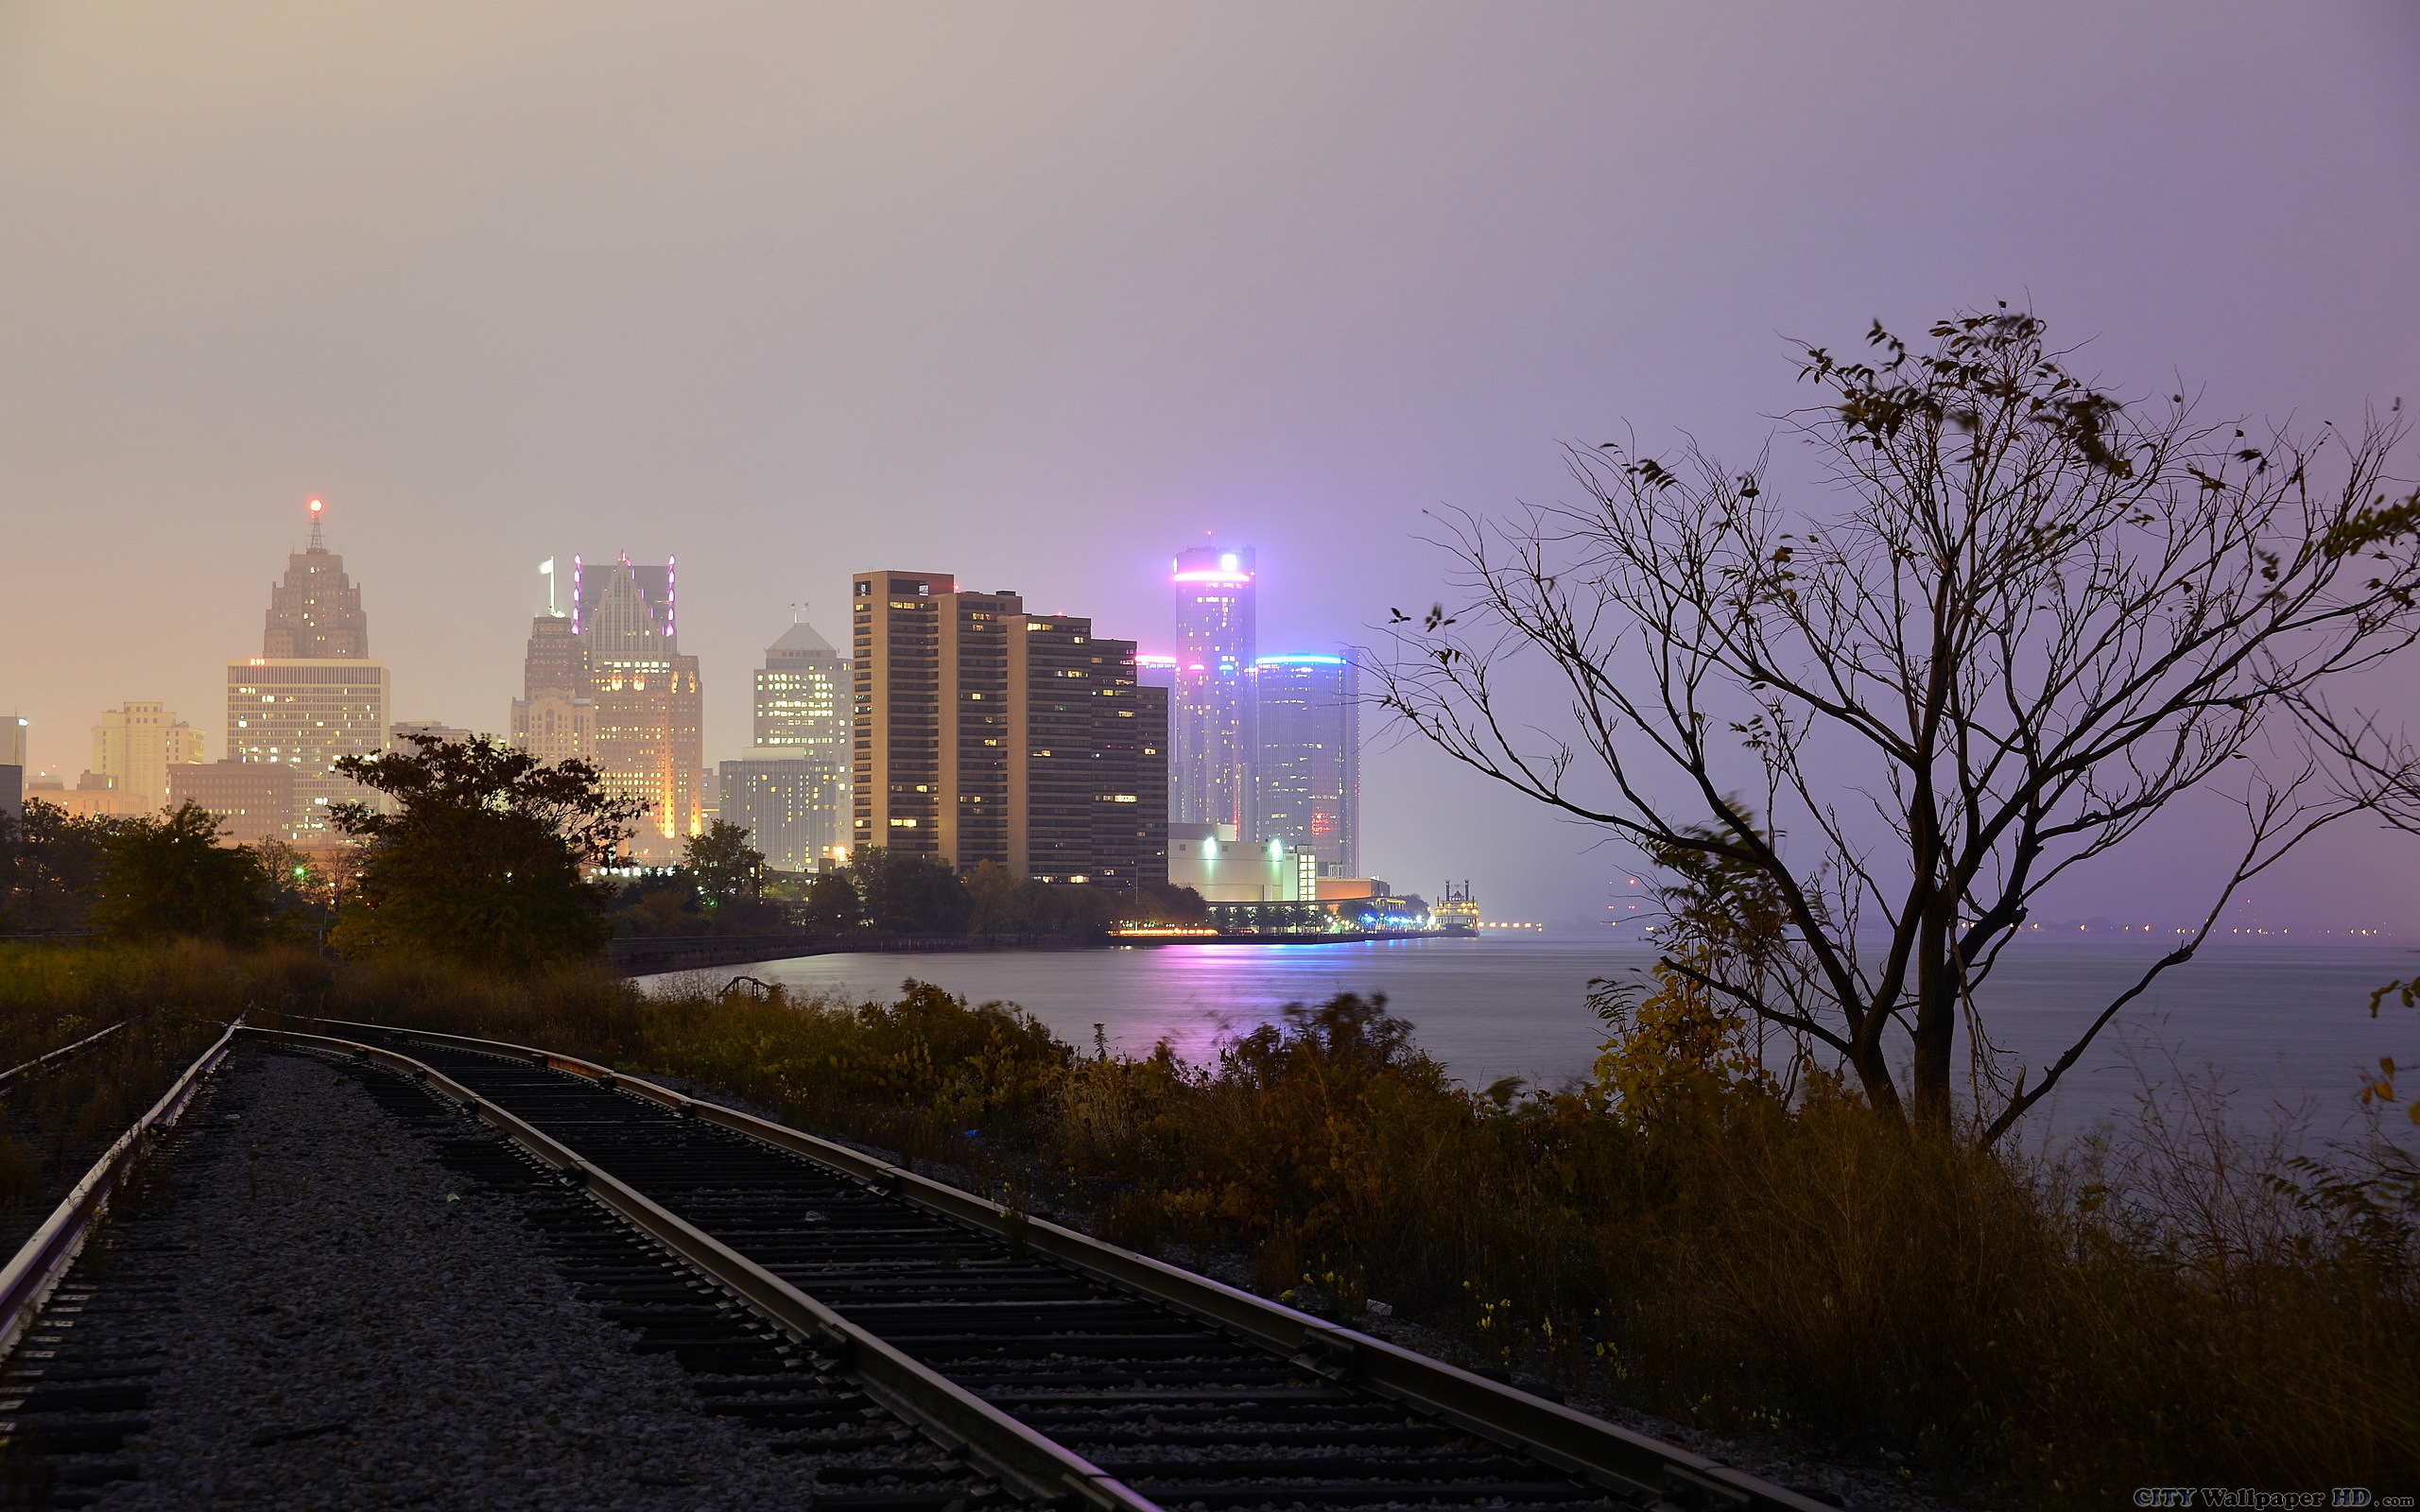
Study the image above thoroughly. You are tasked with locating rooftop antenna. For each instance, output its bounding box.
[305,496,326,552]
[540,558,560,617]
[792,600,809,624]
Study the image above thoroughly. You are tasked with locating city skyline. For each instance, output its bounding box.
[7,2,2412,927]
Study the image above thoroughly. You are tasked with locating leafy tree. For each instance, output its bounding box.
[330,735,647,969]
[1328,897,1379,930]
[1134,882,1210,927]
[964,860,1032,935]
[0,799,114,932]
[1380,306,2420,1139]
[801,870,862,933]
[845,844,972,936]
[608,879,702,936]
[684,820,765,906]
[89,802,273,944]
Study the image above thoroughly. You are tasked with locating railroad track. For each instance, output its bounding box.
[0,1022,1841,1510]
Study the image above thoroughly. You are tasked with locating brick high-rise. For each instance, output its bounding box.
[851,571,1165,887]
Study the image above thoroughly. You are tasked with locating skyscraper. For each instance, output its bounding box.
[510,609,596,765]
[574,556,703,859]
[852,571,1165,886]
[1170,545,1255,834]
[227,502,389,838]
[719,607,853,871]
[263,500,369,657]
[92,701,204,805]
[755,607,849,755]
[718,755,849,872]
[1254,654,1360,875]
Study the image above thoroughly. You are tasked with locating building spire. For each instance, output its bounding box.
[306,496,327,552]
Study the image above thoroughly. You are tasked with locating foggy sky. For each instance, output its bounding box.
[5,1,2417,928]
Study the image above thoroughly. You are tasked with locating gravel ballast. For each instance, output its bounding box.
[73,1051,863,1511]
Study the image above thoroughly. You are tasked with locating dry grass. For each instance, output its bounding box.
[10,941,2413,1505]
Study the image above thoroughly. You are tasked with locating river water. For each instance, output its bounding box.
[649,936,2418,1140]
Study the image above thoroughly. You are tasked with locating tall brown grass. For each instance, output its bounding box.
[9,941,2413,1504]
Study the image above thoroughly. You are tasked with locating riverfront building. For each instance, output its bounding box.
[1166,822,1320,903]
[1253,654,1359,876]
[227,503,388,838]
[1169,545,1256,835]
[851,570,1167,887]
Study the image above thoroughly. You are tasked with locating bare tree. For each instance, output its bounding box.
[1379,308,2420,1140]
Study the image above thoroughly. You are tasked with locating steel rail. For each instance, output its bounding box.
[0,1021,129,1093]
[245,1025,1155,1512]
[302,1017,1836,1512]
[0,1022,238,1362]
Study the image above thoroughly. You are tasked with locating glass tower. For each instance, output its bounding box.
[1169,545,1255,833]
[1253,654,1359,875]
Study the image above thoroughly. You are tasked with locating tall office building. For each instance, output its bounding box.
[852,571,1165,886]
[1254,654,1359,875]
[510,610,596,766]
[1170,545,1256,834]
[228,503,389,838]
[755,608,849,754]
[92,701,204,805]
[716,607,853,871]
[512,556,702,859]
[718,755,849,872]
[263,500,370,657]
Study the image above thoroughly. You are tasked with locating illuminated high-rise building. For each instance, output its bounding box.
[92,701,204,805]
[1169,545,1255,833]
[1254,654,1359,875]
[510,603,596,766]
[718,754,849,872]
[574,556,703,859]
[714,606,853,871]
[755,607,849,755]
[852,570,1165,885]
[508,556,700,859]
[228,501,389,837]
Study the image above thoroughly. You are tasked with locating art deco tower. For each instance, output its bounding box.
[263,501,370,657]
[227,499,389,839]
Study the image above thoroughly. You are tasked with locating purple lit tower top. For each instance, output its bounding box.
[1169,544,1255,833]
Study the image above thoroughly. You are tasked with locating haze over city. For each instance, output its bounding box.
[7,1,2419,932]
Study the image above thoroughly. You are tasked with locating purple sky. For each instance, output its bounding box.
[5,2,2416,927]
